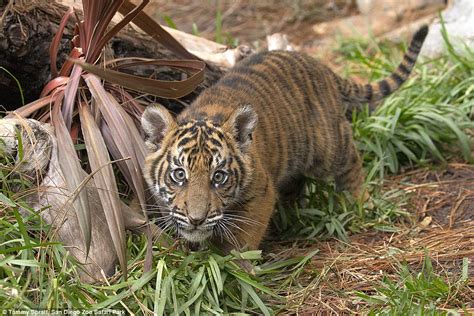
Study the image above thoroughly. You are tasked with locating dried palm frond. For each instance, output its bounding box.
[6,0,206,279]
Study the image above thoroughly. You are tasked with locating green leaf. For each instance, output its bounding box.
[162,15,177,29]
[238,280,270,316]
[0,192,15,207]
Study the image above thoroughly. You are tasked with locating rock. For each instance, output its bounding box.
[420,0,474,58]
[356,0,445,15]
[313,0,444,39]
[266,33,294,51]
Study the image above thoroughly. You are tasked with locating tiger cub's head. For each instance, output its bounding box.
[141,104,257,244]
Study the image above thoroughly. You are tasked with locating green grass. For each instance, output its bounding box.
[353,57,474,177]
[1,27,473,314]
[274,176,410,242]
[214,5,239,47]
[346,31,473,177]
[355,255,471,315]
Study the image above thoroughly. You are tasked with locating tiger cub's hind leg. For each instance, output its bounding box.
[278,176,306,209]
[334,123,368,202]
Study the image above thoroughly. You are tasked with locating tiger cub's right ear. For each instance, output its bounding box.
[141,105,176,152]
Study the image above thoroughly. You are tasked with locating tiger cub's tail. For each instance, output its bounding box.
[339,25,429,112]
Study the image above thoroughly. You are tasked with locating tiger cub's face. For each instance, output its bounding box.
[141,105,257,243]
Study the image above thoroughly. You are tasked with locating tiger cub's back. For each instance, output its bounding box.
[187,25,428,187]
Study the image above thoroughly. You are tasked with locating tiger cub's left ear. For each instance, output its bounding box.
[225,104,258,152]
[141,105,176,152]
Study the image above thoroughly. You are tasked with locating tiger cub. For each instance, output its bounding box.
[141,26,428,252]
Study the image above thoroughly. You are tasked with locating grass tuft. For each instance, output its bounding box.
[346,34,474,176]
[0,67,25,106]
[355,254,471,314]
[274,174,410,242]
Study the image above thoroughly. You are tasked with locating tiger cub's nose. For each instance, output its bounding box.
[188,215,206,226]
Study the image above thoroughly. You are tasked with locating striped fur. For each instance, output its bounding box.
[142,26,428,251]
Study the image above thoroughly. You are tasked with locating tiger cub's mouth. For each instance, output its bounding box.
[179,227,213,243]
[173,213,223,243]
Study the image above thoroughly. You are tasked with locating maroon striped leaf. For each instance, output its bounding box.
[62,64,83,130]
[6,95,54,119]
[100,121,134,188]
[49,7,74,78]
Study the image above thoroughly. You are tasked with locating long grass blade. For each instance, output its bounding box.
[0,67,25,106]
[238,280,271,316]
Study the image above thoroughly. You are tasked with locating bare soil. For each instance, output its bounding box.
[144,0,356,47]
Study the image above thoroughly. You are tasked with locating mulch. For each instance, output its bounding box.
[276,163,474,314]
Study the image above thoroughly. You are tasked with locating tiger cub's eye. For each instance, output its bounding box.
[212,170,228,185]
[170,168,187,183]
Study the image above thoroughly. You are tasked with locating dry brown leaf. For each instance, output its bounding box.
[79,103,128,279]
[84,74,146,207]
[51,92,92,256]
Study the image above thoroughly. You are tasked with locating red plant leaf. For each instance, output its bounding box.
[100,121,133,187]
[59,48,82,78]
[62,64,83,129]
[71,58,205,99]
[92,0,150,63]
[50,6,75,78]
[84,74,146,208]
[40,77,70,98]
[6,95,54,119]
[83,1,125,62]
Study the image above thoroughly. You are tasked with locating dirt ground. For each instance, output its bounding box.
[143,0,356,47]
[147,1,474,313]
